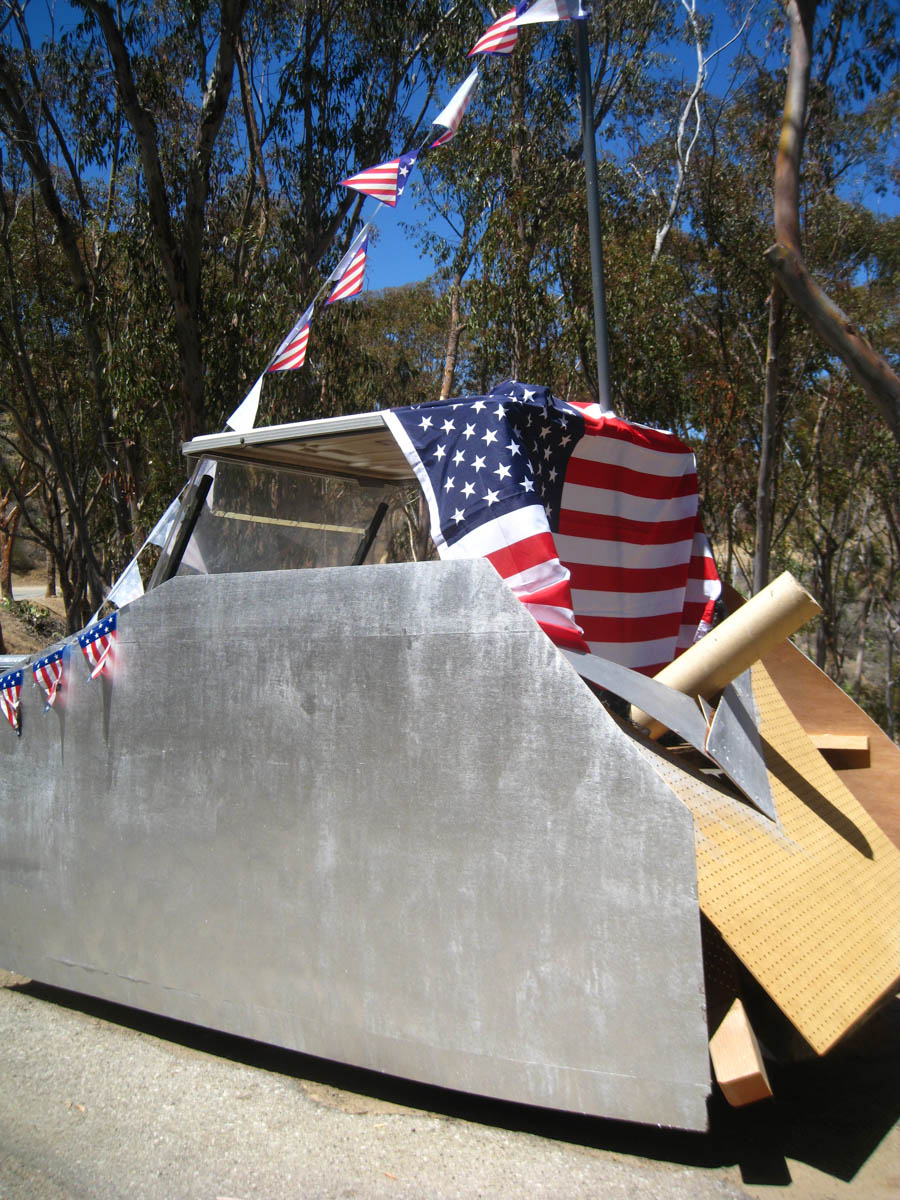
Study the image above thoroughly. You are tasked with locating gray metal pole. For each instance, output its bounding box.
[575,18,612,410]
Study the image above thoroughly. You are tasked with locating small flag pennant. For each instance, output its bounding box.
[468,6,528,56]
[226,373,264,433]
[32,647,66,711]
[78,613,117,680]
[267,303,315,373]
[147,493,183,549]
[0,669,23,734]
[106,556,144,610]
[327,223,372,283]
[514,0,588,24]
[431,70,480,147]
[326,236,368,304]
[341,150,420,207]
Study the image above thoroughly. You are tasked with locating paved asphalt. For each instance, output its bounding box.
[1,971,898,1200]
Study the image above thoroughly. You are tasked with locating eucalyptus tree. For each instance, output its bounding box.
[410,0,684,404]
[0,0,483,622]
[754,0,899,588]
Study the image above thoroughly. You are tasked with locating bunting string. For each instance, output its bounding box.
[225,1,590,434]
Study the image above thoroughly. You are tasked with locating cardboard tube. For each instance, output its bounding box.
[631,571,821,738]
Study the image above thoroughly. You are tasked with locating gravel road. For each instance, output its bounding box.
[2,972,899,1199]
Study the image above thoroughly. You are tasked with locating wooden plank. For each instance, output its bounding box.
[723,582,900,848]
[810,733,870,770]
[709,998,773,1107]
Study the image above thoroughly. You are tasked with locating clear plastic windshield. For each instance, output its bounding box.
[154,458,424,581]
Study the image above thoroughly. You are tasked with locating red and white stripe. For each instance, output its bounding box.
[442,505,588,651]
[559,407,720,674]
[33,659,63,708]
[469,10,519,56]
[341,159,404,206]
[326,242,367,304]
[81,633,115,679]
[268,323,310,371]
[268,305,313,372]
[0,681,20,730]
[430,70,480,148]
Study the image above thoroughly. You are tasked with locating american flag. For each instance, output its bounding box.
[78,613,117,679]
[384,382,720,673]
[0,668,23,734]
[468,7,524,56]
[268,304,314,372]
[32,646,66,710]
[326,237,368,304]
[341,150,420,207]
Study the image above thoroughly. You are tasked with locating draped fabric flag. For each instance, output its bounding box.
[326,236,368,304]
[431,69,480,147]
[341,150,420,207]
[384,381,720,673]
[32,647,66,711]
[78,613,117,680]
[0,669,23,734]
[267,304,314,372]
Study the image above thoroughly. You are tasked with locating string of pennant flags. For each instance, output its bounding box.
[0,614,117,736]
[226,0,588,435]
[0,491,184,737]
[1,1,589,739]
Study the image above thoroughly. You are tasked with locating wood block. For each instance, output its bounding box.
[810,733,870,769]
[709,998,773,1107]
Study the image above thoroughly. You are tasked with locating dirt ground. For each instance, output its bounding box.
[0,970,898,1199]
[0,572,68,655]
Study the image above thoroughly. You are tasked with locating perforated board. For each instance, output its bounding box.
[641,661,900,1055]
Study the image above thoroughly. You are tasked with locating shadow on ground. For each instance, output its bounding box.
[11,978,900,1189]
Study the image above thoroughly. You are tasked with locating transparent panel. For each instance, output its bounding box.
[172,459,426,577]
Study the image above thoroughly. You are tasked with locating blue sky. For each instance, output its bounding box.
[361,3,899,292]
[15,1,897,299]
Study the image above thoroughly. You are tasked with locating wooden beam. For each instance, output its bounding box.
[709,998,774,1108]
[810,733,870,770]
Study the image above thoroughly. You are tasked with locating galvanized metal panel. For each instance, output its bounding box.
[0,560,709,1129]
[706,671,777,821]
[561,648,711,748]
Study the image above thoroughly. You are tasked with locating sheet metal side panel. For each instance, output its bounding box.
[0,560,709,1129]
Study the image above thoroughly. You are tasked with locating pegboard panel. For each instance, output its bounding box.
[641,662,900,1055]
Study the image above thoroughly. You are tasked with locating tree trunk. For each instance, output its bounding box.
[439,272,464,403]
[753,287,784,591]
[509,48,530,379]
[765,243,900,442]
[771,0,900,447]
[851,583,871,702]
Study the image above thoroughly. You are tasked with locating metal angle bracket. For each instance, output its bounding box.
[562,650,777,822]
[705,671,778,822]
